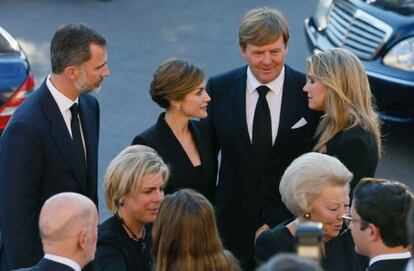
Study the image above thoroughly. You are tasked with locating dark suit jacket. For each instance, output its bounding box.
[325,125,378,192]
[368,258,409,271]
[13,258,76,271]
[132,113,217,203]
[204,65,320,270]
[0,81,99,270]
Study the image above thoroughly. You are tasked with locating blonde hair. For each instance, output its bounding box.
[279,152,352,217]
[239,7,289,49]
[152,189,241,271]
[104,145,169,213]
[150,58,205,108]
[306,48,381,157]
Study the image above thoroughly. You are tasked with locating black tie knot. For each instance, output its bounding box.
[257,86,270,98]
[70,103,79,117]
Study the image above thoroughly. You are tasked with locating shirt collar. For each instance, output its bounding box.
[369,251,412,266]
[246,66,285,96]
[44,253,82,271]
[47,74,79,113]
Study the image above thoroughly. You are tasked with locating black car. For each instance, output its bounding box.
[0,26,34,133]
[304,0,414,122]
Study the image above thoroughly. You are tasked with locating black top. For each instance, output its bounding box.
[94,216,152,271]
[325,125,378,192]
[132,113,217,203]
[255,221,368,271]
[368,258,410,271]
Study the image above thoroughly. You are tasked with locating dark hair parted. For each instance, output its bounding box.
[150,59,205,109]
[353,178,413,247]
[50,23,106,74]
[152,189,241,271]
[239,7,289,50]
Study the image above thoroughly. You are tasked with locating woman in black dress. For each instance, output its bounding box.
[94,145,169,271]
[303,48,382,192]
[132,59,216,203]
[255,152,368,271]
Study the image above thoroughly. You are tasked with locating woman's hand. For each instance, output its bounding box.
[255,224,271,242]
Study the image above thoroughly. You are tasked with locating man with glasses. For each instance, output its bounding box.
[344,178,413,271]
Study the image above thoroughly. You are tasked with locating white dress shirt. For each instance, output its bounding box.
[246,66,285,145]
[369,251,412,266]
[44,253,81,271]
[47,75,86,155]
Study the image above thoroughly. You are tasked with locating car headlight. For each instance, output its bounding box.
[314,0,333,30]
[383,36,414,72]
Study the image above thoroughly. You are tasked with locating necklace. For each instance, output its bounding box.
[115,213,146,241]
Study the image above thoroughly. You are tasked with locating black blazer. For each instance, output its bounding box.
[0,81,99,270]
[94,216,152,271]
[132,113,217,203]
[13,258,76,271]
[325,125,378,192]
[255,221,368,271]
[368,258,409,271]
[204,65,320,270]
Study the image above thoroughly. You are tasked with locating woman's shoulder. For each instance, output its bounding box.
[255,222,295,263]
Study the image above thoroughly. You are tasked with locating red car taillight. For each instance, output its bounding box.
[0,71,35,130]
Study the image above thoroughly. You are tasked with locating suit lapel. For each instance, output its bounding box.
[40,83,88,193]
[274,65,300,148]
[78,96,98,196]
[234,67,256,162]
[156,114,195,178]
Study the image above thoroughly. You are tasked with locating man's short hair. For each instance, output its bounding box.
[50,23,106,74]
[353,178,413,247]
[238,7,290,50]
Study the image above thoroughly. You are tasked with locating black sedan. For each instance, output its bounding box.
[304,0,414,123]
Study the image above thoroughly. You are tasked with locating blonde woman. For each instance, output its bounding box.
[303,48,381,191]
[152,189,241,271]
[95,145,169,271]
[132,59,216,203]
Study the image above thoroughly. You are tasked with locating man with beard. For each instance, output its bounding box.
[0,23,109,270]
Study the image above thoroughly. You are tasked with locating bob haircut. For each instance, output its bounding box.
[104,145,169,213]
[279,152,352,217]
[152,189,240,271]
[150,58,205,109]
[238,7,289,50]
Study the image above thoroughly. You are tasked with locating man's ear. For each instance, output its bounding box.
[368,224,381,242]
[63,65,80,81]
[77,229,87,250]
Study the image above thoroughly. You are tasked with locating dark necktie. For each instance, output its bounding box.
[70,103,86,168]
[252,85,272,169]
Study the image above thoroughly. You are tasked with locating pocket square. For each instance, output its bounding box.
[291,117,307,129]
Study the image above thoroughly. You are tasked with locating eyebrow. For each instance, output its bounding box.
[96,61,107,70]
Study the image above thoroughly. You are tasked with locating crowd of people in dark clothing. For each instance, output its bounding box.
[0,5,412,271]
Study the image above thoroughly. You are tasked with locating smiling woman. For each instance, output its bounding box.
[255,152,369,271]
[94,145,169,271]
[131,58,217,203]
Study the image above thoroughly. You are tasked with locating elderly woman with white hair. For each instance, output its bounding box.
[255,152,368,271]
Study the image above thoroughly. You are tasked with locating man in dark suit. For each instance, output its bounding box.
[14,192,99,271]
[0,23,109,270]
[347,178,413,271]
[204,7,320,270]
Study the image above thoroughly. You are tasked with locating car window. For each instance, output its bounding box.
[0,34,19,55]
